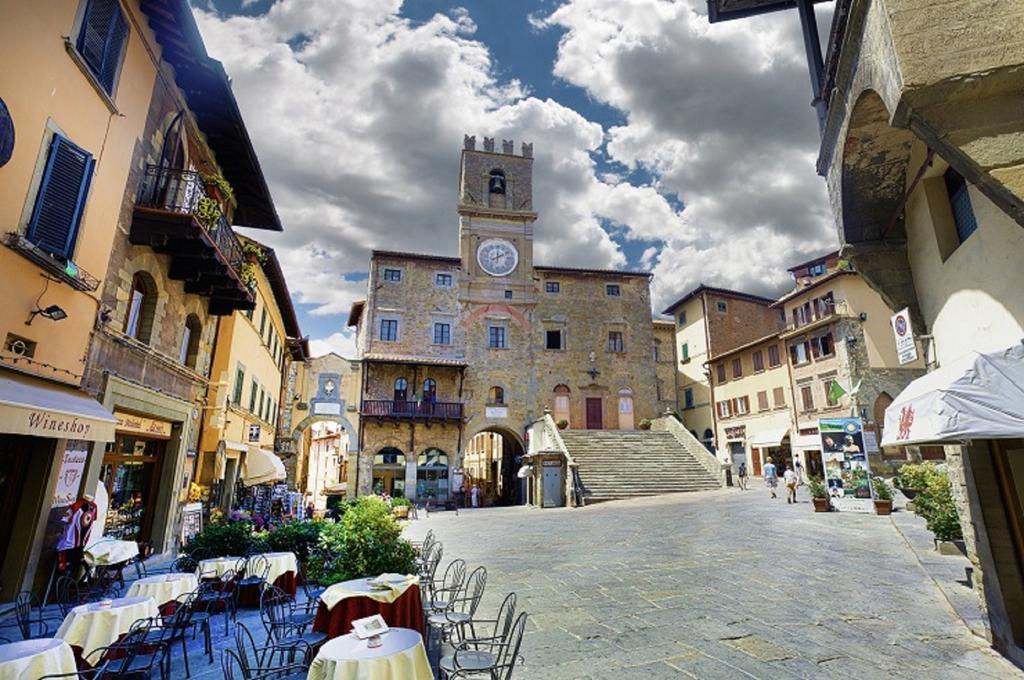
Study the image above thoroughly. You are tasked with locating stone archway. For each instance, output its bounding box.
[289,412,357,503]
[462,425,526,506]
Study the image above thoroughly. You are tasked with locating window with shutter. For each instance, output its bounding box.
[76,0,129,95]
[27,134,94,259]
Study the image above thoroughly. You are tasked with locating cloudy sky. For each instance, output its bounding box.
[194,0,838,357]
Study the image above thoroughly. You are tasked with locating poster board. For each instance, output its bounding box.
[819,417,874,513]
[52,441,89,508]
[180,503,203,545]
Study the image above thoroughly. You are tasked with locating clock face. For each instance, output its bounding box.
[476,238,518,277]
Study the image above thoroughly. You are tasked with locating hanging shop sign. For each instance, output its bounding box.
[114,411,172,439]
[819,417,873,513]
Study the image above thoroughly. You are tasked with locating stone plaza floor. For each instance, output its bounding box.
[404,485,1023,679]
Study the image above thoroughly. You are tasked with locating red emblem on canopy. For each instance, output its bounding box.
[897,405,915,440]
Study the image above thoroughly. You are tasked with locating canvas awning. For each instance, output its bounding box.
[749,428,790,448]
[0,369,116,442]
[241,445,286,486]
[881,344,1024,447]
[791,434,822,451]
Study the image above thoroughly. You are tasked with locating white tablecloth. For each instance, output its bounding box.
[84,539,139,566]
[320,575,419,611]
[126,573,198,606]
[0,638,76,680]
[307,628,432,680]
[196,556,244,579]
[255,551,298,585]
[55,595,158,663]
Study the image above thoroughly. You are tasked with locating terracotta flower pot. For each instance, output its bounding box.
[812,497,830,512]
[392,506,409,519]
[874,499,893,515]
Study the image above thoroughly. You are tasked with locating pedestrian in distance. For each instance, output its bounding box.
[783,466,798,504]
[471,483,481,508]
[763,457,778,499]
[737,462,748,490]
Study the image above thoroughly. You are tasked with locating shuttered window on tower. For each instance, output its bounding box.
[76,0,129,96]
[27,134,94,259]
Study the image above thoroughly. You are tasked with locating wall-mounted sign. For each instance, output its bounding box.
[0,97,14,168]
[891,308,918,365]
[114,411,173,439]
[725,425,746,440]
[485,406,508,419]
[314,402,341,415]
[52,441,89,507]
[248,423,261,443]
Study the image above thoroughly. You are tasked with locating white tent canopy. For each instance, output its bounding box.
[882,343,1024,447]
[242,445,287,486]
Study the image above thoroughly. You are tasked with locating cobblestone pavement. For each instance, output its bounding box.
[405,487,1023,679]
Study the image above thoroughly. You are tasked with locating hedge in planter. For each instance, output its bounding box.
[308,496,416,585]
[267,520,327,563]
[915,473,963,542]
[186,521,254,557]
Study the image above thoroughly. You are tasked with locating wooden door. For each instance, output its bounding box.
[585,398,603,430]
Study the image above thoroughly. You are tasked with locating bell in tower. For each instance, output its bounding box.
[488,169,506,195]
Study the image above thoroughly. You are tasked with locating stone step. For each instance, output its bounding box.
[559,428,720,503]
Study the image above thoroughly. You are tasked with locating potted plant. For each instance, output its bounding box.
[638,418,652,430]
[391,496,411,519]
[872,476,894,515]
[556,418,569,430]
[195,196,222,231]
[202,172,234,204]
[240,261,258,289]
[808,477,830,512]
[242,241,265,264]
[895,462,939,501]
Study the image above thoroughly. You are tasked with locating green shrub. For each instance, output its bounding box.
[267,520,326,563]
[872,477,893,501]
[187,521,253,557]
[307,497,416,584]
[915,472,963,541]
[807,477,828,499]
[896,463,944,491]
[390,497,412,508]
[638,418,652,430]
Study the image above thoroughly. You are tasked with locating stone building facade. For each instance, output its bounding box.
[348,137,662,503]
[652,319,679,415]
[662,286,783,451]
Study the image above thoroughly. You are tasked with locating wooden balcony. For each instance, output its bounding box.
[361,399,464,422]
[129,165,254,315]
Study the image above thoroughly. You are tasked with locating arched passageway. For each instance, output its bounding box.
[461,427,526,506]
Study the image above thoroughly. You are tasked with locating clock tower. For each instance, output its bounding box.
[457,135,537,305]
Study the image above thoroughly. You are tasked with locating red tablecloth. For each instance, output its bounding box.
[312,584,423,639]
[238,570,297,607]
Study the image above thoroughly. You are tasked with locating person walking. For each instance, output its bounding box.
[763,457,778,499]
[470,483,481,508]
[737,462,748,490]
[783,466,798,504]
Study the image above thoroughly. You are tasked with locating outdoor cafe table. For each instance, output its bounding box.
[84,540,139,567]
[196,556,245,580]
[313,576,423,639]
[0,638,76,680]
[307,628,432,680]
[239,551,299,606]
[55,595,158,667]
[126,573,198,612]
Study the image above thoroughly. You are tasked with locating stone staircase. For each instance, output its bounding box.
[558,429,721,504]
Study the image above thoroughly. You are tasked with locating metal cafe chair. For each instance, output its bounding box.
[423,558,466,618]
[443,612,529,680]
[54,575,89,616]
[427,565,487,650]
[235,621,312,674]
[176,591,214,664]
[195,569,238,635]
[419,542,444,585]
[237,554,271,605]
[84,625,169,680]
[439,592,517,677]
[222,647,307,680]
[259,585,326,652]
[13,591,63,639]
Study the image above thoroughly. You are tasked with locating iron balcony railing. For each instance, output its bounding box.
[361,399,464,421]
[136,165,244,276]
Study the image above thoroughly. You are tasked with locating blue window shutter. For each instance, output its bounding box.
[27,134,94,259]
[76,0,128,95]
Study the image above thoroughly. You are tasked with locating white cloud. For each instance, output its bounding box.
[308,331,357,359]
[197,0,838,348]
